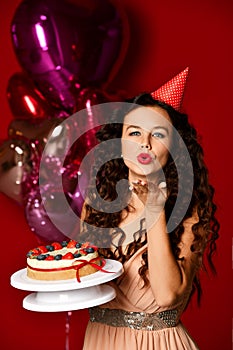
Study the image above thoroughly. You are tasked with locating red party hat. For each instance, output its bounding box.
[151,67,189,111]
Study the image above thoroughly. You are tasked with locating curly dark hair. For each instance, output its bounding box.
[80,93,220,304]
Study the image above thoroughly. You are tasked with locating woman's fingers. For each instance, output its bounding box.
[158,181,167,200]
[130,180,166,192]
[131,180,148,193]
[129,179,167,206]
[158,181,166,189]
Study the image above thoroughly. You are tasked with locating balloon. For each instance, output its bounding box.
[74,86,111,111]
[6,72,68,120]
[39,154,67,190]
[8,117,67,153]
[11,0,129,111]
[0,139,37,205]
[61,89,107,220]
[26,153,85,243]
[27,159,89,243]
[63,87,117,212]
[62,87,113,170]
[62,161,81,197]
[66,164,89,219]
[25,188,71,244]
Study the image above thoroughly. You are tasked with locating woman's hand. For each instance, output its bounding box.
[130,179,167,213]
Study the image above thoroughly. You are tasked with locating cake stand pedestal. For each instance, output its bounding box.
[23,284,115,312]
[10,259,123,312]
[11,259,123,350]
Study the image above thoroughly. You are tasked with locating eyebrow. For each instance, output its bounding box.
[126,125,170,134]
[125,125,140,130]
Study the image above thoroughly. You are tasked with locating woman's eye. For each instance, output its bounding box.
[129,131,141,136]
[152,132,165,139]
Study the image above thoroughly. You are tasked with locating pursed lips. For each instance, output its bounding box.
[137,152,153,164]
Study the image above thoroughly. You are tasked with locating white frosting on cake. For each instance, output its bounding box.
[27,247,98,270]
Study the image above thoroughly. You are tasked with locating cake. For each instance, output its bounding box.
[26,240,104,281]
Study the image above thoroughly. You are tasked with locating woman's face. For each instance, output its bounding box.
[121,105,173,179]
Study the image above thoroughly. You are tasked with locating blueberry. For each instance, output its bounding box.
[37,254,46,260]
[46,245,55,251]
[85,247,95,254]
[74,253,81,258]
[61,241,68,247]
[54,254,62,260]
[75,243,81,248]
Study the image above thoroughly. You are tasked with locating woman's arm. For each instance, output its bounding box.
[147,210,199,307]
[132,180,200,307]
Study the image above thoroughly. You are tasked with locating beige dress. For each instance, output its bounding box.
[82,241,199,350]
[82,210,200,350]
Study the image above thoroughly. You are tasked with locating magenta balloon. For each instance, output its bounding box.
[11,0,129,111]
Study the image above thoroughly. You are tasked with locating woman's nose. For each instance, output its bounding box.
[140,143,151,150]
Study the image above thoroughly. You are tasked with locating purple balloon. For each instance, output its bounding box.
[11,0,129,111]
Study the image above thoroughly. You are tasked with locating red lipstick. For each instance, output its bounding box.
[137,153,152,164]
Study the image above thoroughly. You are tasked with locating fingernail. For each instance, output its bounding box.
[159,181,166,189]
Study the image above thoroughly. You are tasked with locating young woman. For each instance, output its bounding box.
[79,71,219,349]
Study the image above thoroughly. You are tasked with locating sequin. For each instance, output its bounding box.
[89,307,178,331]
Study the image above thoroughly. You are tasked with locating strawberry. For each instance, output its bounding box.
[80,249,88,256]
[67,240,77,248]
[45,255,54,260]
[62,252,74,259]
[31,248,40,255]
[81,242,90,248]
[37,246,48,253]
[51,242,62,250]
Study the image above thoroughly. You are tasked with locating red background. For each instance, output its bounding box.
[1,0,232,349]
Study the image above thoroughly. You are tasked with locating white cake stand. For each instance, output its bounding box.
[10,259,123,312]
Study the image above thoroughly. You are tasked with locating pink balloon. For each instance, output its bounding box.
[11,0,129,111]
[63,159,89,218]
[25,188,72,244]
[69,173,88,218]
